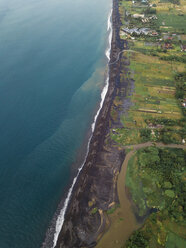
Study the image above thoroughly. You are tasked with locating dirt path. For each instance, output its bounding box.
[96,143,185,248]
[109,49,138,65]
[123,142,186,150]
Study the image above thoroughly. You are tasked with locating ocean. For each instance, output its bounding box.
[0,0,111,247]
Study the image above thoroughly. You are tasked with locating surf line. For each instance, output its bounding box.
[51,6,113,248]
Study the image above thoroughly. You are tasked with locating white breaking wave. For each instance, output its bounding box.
[52,7,113,248]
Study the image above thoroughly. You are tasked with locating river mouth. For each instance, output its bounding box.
[95,151,140,248]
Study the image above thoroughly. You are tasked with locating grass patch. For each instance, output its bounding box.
[110,45,184,145]
[106,204,120,215]
[125,147,186,247]
[91,207,98,215]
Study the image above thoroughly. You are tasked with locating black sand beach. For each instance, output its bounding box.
[55,0,127,247]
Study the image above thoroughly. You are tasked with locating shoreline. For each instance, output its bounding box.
[95,0,186,246]
[54,0,125,247]
[42,3,114,248]
[55,0,186,246]
[42,8,113,248]
[51,9,113,247]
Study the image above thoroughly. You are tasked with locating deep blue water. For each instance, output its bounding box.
[0,0,111,247]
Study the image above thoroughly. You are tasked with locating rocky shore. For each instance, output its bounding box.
[55,0,128,247]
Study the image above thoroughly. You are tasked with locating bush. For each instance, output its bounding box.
[175,82,185,99]
[144,8,157,15]
[160,55,186,63]
[159,128,179,144]
[145,117,180,126]
[126,231,149,248]
[165,190,175,198]
[140,128,151,141]
[174,73,186,99]
[91,207,98,214]
[175,72,186,82]
[170,0,180,4]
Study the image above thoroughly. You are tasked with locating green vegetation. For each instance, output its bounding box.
[139,128,151,141]
[160,55,186,63]
[125,147,186,247]
[175,72,186,99]
[157,13,186,33]
[106,204,120,215]
[112,0,186,146]
[116,0,186,247]
[91,207,98,215]
[125,231,149,248]
[99,0,186,247]
[110,48,184,145]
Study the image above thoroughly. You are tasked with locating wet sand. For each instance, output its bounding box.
[55,0,128,247]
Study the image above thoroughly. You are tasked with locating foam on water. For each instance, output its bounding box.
[52,7,113,248]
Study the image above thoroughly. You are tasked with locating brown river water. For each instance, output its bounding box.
[96,150,140,248]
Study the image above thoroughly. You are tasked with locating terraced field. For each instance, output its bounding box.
[111,0,186,146]
[106,0,186,247]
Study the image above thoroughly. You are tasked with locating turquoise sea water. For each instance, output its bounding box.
[0,0,111,247]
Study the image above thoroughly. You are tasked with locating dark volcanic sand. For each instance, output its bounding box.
[55,0,130,247]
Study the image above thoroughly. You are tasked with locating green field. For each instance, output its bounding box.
[111,0,186,146]
[125,147,186,248]
[112,0,186,247]
[110,50,184,145]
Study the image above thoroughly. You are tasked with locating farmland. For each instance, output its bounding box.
[107,0,186,247]
[110,0,186,146]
